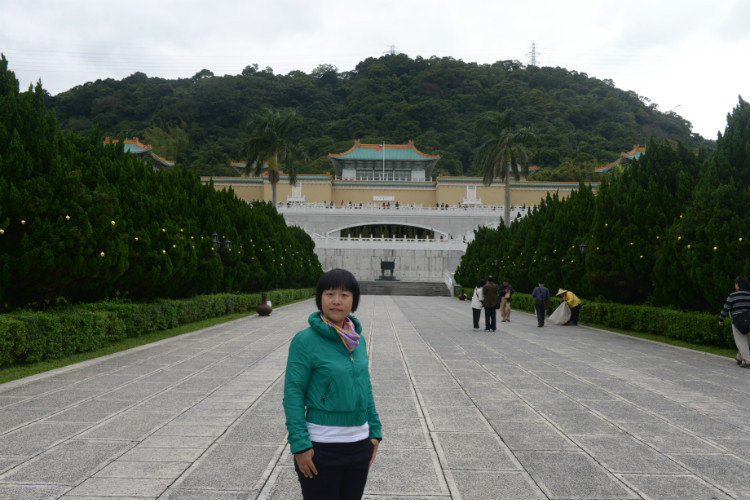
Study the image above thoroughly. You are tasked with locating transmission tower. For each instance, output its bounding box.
[527,42,540,67]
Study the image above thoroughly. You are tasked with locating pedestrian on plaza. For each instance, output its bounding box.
[283,268,382,499]
[718,275,750,368]
[531,279,551,327]
[471,279,486,331]
[556,289,582,325]
[482,275,499,332]
[498,278,514,322]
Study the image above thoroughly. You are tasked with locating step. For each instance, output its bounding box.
[359,281,452,297]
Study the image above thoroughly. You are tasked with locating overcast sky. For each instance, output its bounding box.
[2,0,748,140]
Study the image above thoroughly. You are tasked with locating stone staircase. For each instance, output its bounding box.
[359,281,452,297]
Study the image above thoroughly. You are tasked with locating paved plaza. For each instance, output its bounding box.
[1,296,750,499]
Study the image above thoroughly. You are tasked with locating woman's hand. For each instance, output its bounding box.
[369,439,379,467]
[295,449,317,478]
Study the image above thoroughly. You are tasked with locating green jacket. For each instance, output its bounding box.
[283,312,382,454]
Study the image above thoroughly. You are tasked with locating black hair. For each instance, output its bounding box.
[315,268,360,312]
[476,279,487,288]
[736,276,749,290]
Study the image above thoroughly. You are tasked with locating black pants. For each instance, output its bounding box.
[484,306,497,331]
[535,301,546,326]
[472,308,482,329]
[295,439,373,500]
[570,304,581,325]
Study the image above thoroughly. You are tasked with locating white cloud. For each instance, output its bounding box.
[1,0,747,138]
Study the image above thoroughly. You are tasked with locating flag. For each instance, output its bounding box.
[376,143,384,151]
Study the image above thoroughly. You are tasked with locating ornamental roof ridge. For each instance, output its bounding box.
[104,136,152,152]
[328,139,440,160]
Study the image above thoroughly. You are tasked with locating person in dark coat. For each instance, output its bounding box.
[531,279,550,327]
[481,276,499,332]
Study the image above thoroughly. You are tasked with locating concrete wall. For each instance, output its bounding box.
[202,175,598,208]
[314,245,465,282]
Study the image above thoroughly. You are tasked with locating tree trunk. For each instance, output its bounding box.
[269,170,280,205]
[503,171,511,227]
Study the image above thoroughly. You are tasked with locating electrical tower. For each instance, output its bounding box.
[527,42,540,67]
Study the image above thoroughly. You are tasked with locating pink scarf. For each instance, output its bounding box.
[321,314,360,353]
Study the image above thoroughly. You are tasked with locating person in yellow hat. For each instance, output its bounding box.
[556,289,582,325]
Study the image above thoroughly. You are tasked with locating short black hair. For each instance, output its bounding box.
[736,276,749,290]
[476,279,487,288]
[315,268,360,312]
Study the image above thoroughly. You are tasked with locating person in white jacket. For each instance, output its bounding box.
[471,279,486,331]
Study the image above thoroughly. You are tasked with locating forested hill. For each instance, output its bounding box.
[47,53,714,177]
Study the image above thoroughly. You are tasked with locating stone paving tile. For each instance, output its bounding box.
[0,422,89,456]
[489,421,577,451]
[378,417,431,449]
[118,446,205,463]
[419,387,473,406]
[618,474,734,500]
[373,396,421,419]
[575,433,687,474]
[434,432,519,470]
[371,378,413,397]
[543,410,621,436]
[79,411,174,441]
[0,407,56,433]
[474,399,540,421]
[1,439,133,485]
[0,484,71,499]
[139,435,216,449]
[218,413,287,445]
[449,470,545,500]
[94,459,191,479]
[174,444,278,491]
[161,489,251,499]
[515,450,638,499]
[669,453,750,498]
[66,477,172,497]
[46,399,134,424]
[426,406,492,432]
[365,448,448,496]
[618,421,724,453]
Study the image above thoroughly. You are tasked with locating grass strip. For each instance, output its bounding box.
[582,322,737,358]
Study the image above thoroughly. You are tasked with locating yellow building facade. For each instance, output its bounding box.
[202,141,599,207]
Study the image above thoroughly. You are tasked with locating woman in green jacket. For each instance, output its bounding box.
[283,268,382,500]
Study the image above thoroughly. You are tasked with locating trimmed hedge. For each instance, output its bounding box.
[0,289,314,368]
[507,293,735,348]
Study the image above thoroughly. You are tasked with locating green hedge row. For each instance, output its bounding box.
[0,289,314,367]
[462,290,735,349]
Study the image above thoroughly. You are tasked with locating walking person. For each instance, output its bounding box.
[556,289,582,325]
[471,279,486,331]
[498,278,514,322]
[482,275,499,332]
[718,275,750,368]
[531,279,550,327]
[283,269,382,499]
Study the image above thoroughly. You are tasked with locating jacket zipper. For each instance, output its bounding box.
[321,379,333,404]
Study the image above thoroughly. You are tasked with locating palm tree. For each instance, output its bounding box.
[241,107,306,205]
[473,110,537,226]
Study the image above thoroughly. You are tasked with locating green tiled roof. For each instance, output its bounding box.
[124,143,151,154]
[334,147,433,161]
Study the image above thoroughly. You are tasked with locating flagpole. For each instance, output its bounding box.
[382,143,385,180]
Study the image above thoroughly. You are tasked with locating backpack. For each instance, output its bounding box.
[733,309,750,335]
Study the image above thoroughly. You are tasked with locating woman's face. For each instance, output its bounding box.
[321,287,354,327]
